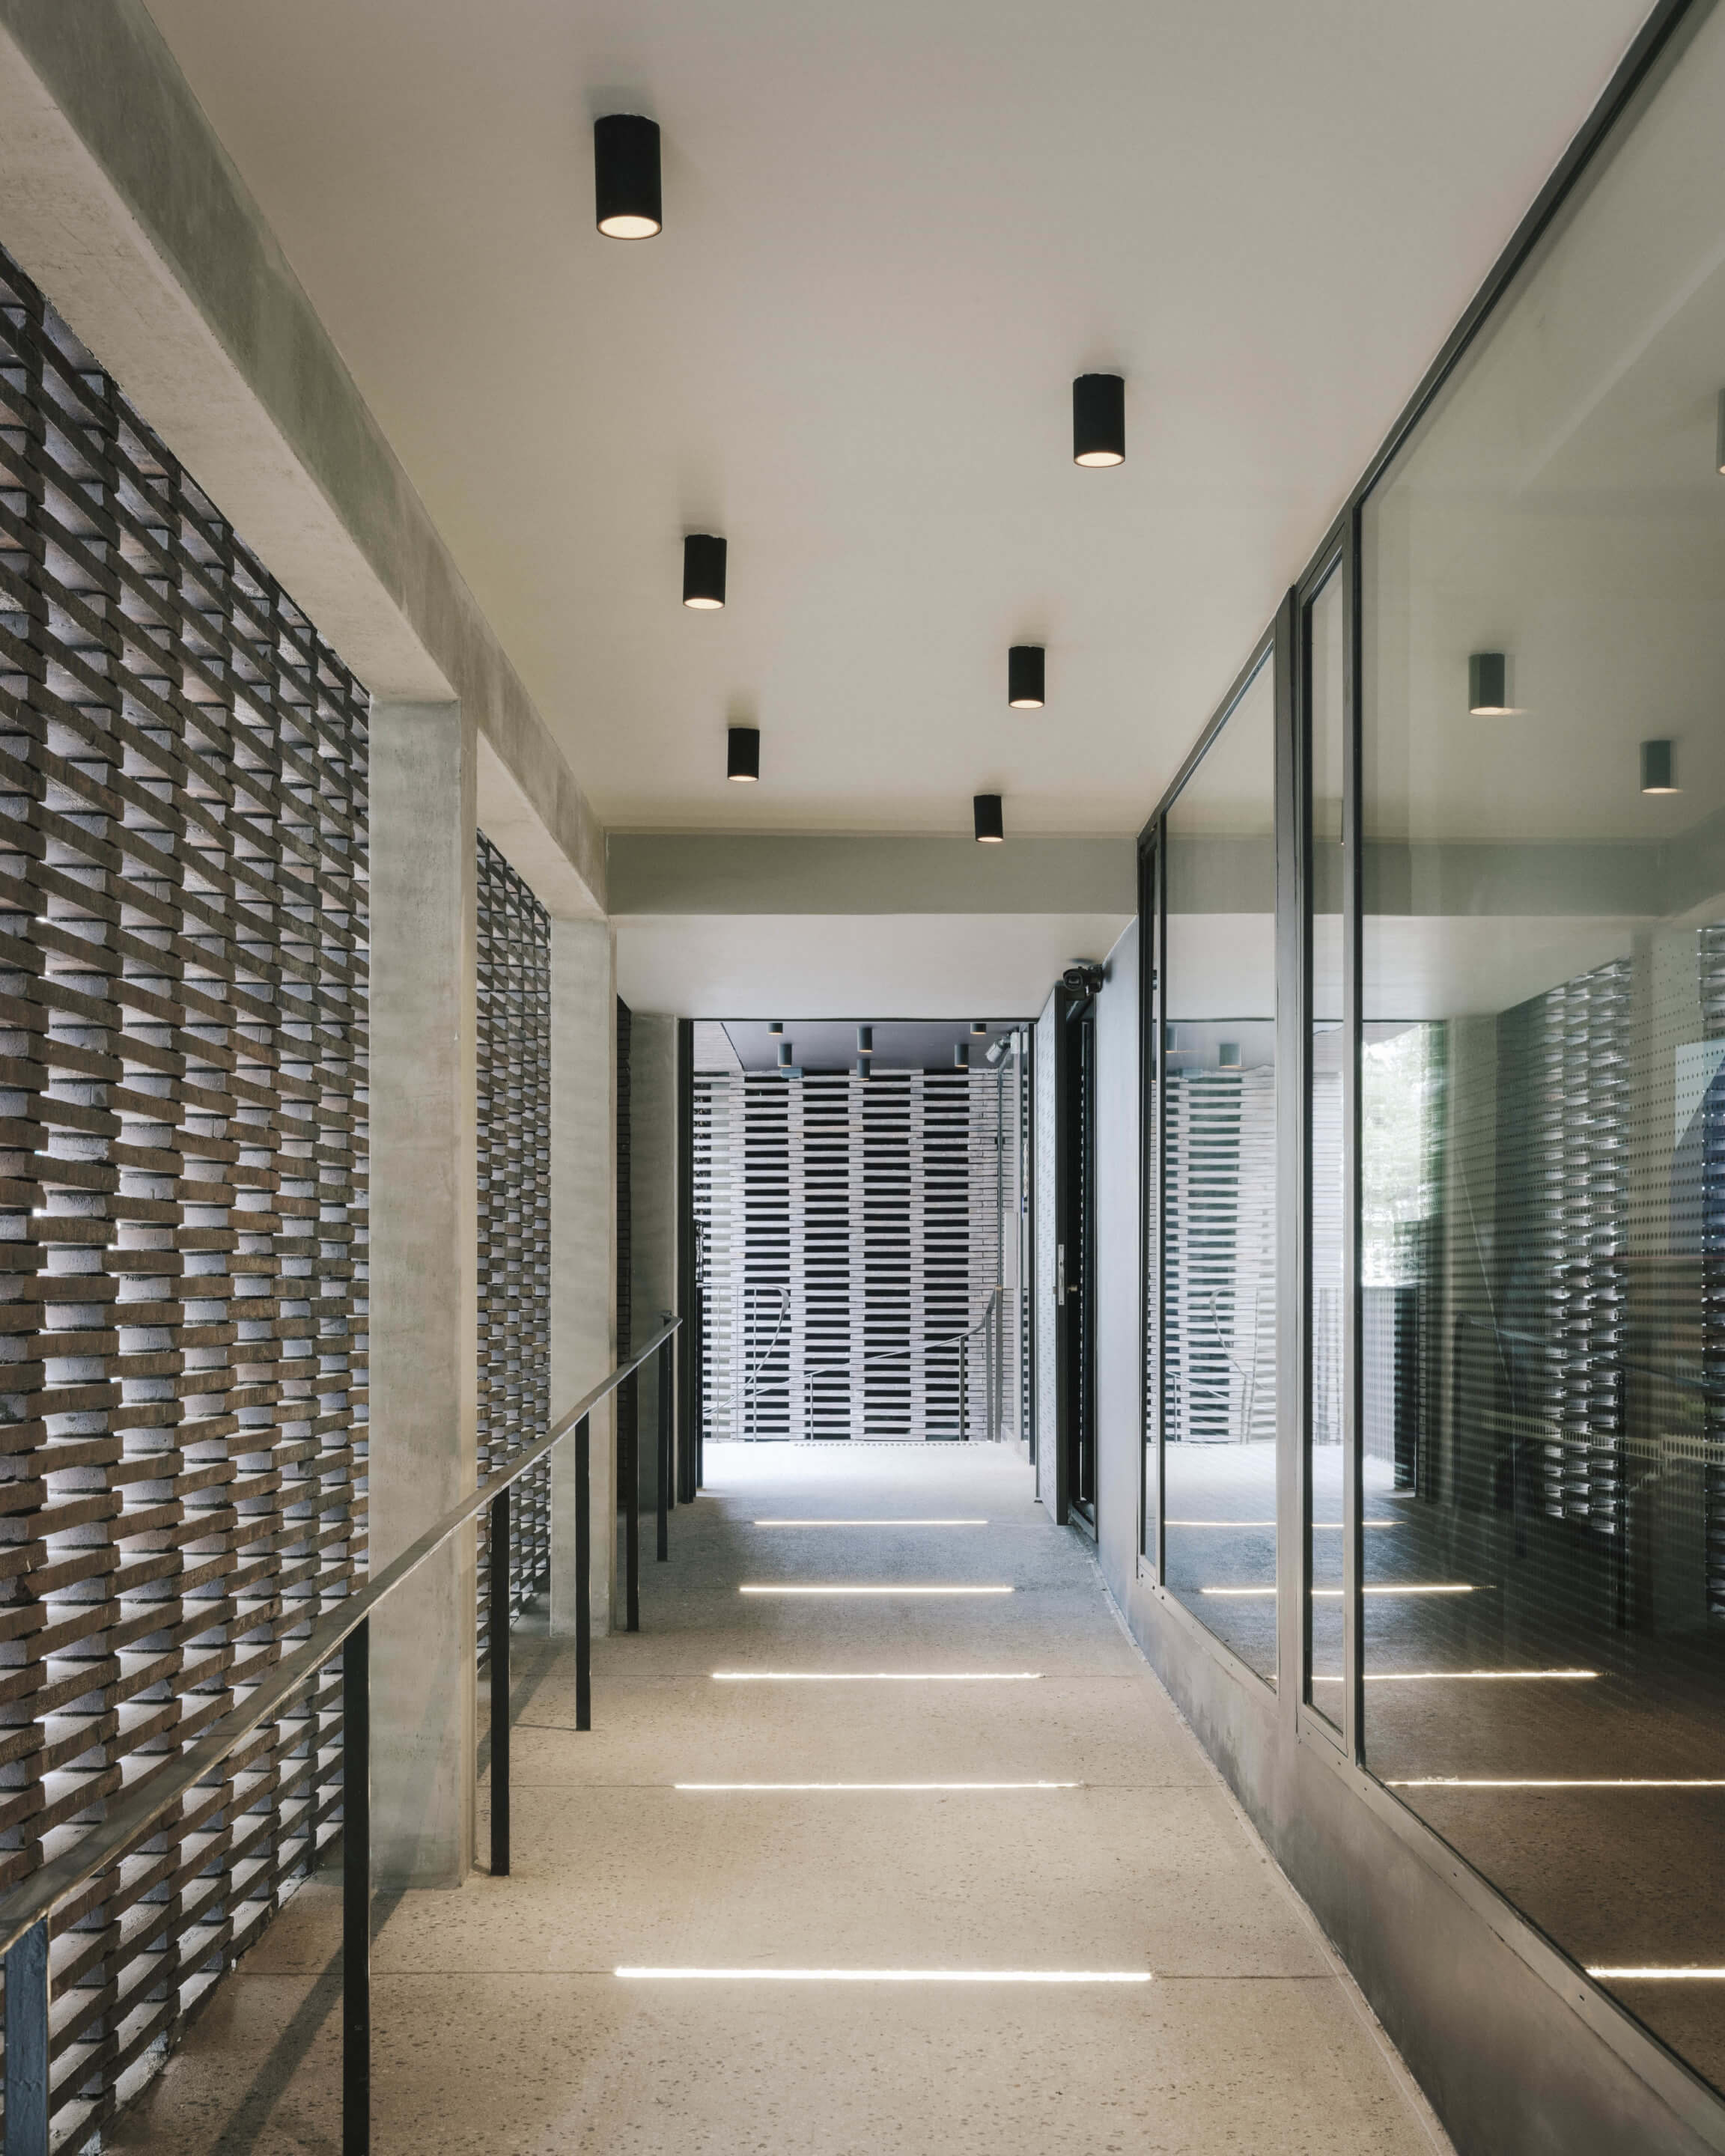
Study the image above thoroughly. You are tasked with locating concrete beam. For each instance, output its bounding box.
[368,701,479,1889]
[0,0,603,916]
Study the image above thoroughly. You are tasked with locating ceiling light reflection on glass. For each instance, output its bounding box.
[594,114,663,239]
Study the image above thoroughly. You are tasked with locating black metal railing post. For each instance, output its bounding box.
[489,1485,511,1877]
[342,1618,370,2156]
[4,1914,49,2156]
[624,1382,641,1633]
[574,1413,591,1732]
[657,1333,672,1562]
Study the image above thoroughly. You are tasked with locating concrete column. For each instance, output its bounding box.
[368,699,478,1888]
[628,1014,679,1537]
[550,919,618,1636]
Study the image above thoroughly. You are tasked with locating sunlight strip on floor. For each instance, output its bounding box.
[1392,1778,1725,1789]
[616,1967,1151,1983]
[1586,1967,1725,1981]
[753,1519,990,1527]
[1313,1670,1597,1683]
[739,1584,1014,1596]
[674,1780,1080,1791]
[711,1671,1042,1682]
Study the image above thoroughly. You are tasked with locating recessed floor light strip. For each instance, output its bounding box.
[1168,1520,1396,1529]
[1312,1670,1597,1683]
[1393,1778,1725,1789]
[739,1585,1014,1596]
[1200,1584,1474,1598]
[674,1781,1080,1791]
[711,1672,1042,1683]
[753,1519,990,1527]
[1586,1967,1725,1981]
[616,1967,1151,1984]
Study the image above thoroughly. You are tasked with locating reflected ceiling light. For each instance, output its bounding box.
[1008,645,1045,708]
[857,1025,873,1052]
[594,114,662,239]
[974,793,1004,844]
[727,725,760,782]
[970,1020,988,1036]
[1168,1520,1397,1528]
[1302,1584,1475,1598]
[618,1967,1151,1983]
[753,1518,988,1526]
[955,1042,970,1070]
[768,1021,784,1036]
[1072,373,1125,466]
[711,1670,1041,1681]
[857,1056,871,1079]
[738,1583,1012,1596]
[1312,1669,1597,1682]
[1218,1042,1240,1068]
[1641,737,1679,794]
[985,1040,1006,1066]
[1467,651,1512,716]
[1586,1967,1725,1982]
[683,533,727,609]
[675,1780,1078,1791]
[1391,1778,1725,1789]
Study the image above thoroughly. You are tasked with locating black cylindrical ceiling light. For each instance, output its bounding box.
[777,1040,794,1070]
[1008,645,1045,709]
[767,1021,784,1036]
[683,533,726,609]
[973,792,1004,844]
[1073,373,1125,466]
[1468,652,1510,716]
[857,1025,873,1053]
[727,725,760,782]
[856,1056,871,1079]
[594,115,662,239]
[1641,738,1679,794]
[970,1020,987,1036]
[954,1042,970,1070]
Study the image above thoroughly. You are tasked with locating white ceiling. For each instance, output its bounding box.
[139,0,1655,841]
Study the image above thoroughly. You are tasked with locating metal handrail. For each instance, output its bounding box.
[746,1297,999,1403]
[0,1313,683,2156]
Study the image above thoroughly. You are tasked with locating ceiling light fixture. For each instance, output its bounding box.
[954,1043,970,1071]
[594,114,662,240]
[1008,645,1045,708]
[974,793,1004,844]
[857,1026,873,1052]
[1641,738,1679,794]
[682,533,727,609]
[1072,373,1125,466]
[617,1967,1151,1984]
[970,1020,987,1036]
[777,1041,794,1070]
[1467,652,1512,716]
[856,1057,871,1079]
[727,725,760,782]
[767,1021,784,1036]
[711,1670,1043,1682]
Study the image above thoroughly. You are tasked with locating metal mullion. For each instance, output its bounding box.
[1151,832,1169,1583]
[1272,587,1303,1723]
[1341,510,1365,1764]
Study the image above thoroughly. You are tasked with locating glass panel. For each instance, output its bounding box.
[1361,6,1725,2089]
[1163,656,1278,1684]
[1308,568,1346,1718]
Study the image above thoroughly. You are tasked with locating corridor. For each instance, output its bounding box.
[115,1445,1446,2156]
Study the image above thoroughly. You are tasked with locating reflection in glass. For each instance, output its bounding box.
[1360,5,1725,2087]
[1308,569,1345,1717]
[1162,657,1277,1684]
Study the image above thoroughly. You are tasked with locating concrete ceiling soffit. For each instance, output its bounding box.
[0,0,604,917]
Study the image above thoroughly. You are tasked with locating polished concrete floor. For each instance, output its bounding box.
[113,1441,1450,2155]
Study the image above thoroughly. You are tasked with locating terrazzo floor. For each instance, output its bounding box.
[111,1440,1450,2155]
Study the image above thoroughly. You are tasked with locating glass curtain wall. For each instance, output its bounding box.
[1359,1,1725,2086]
[1142,0,1725,2095]
[1158,655,1279,1684]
